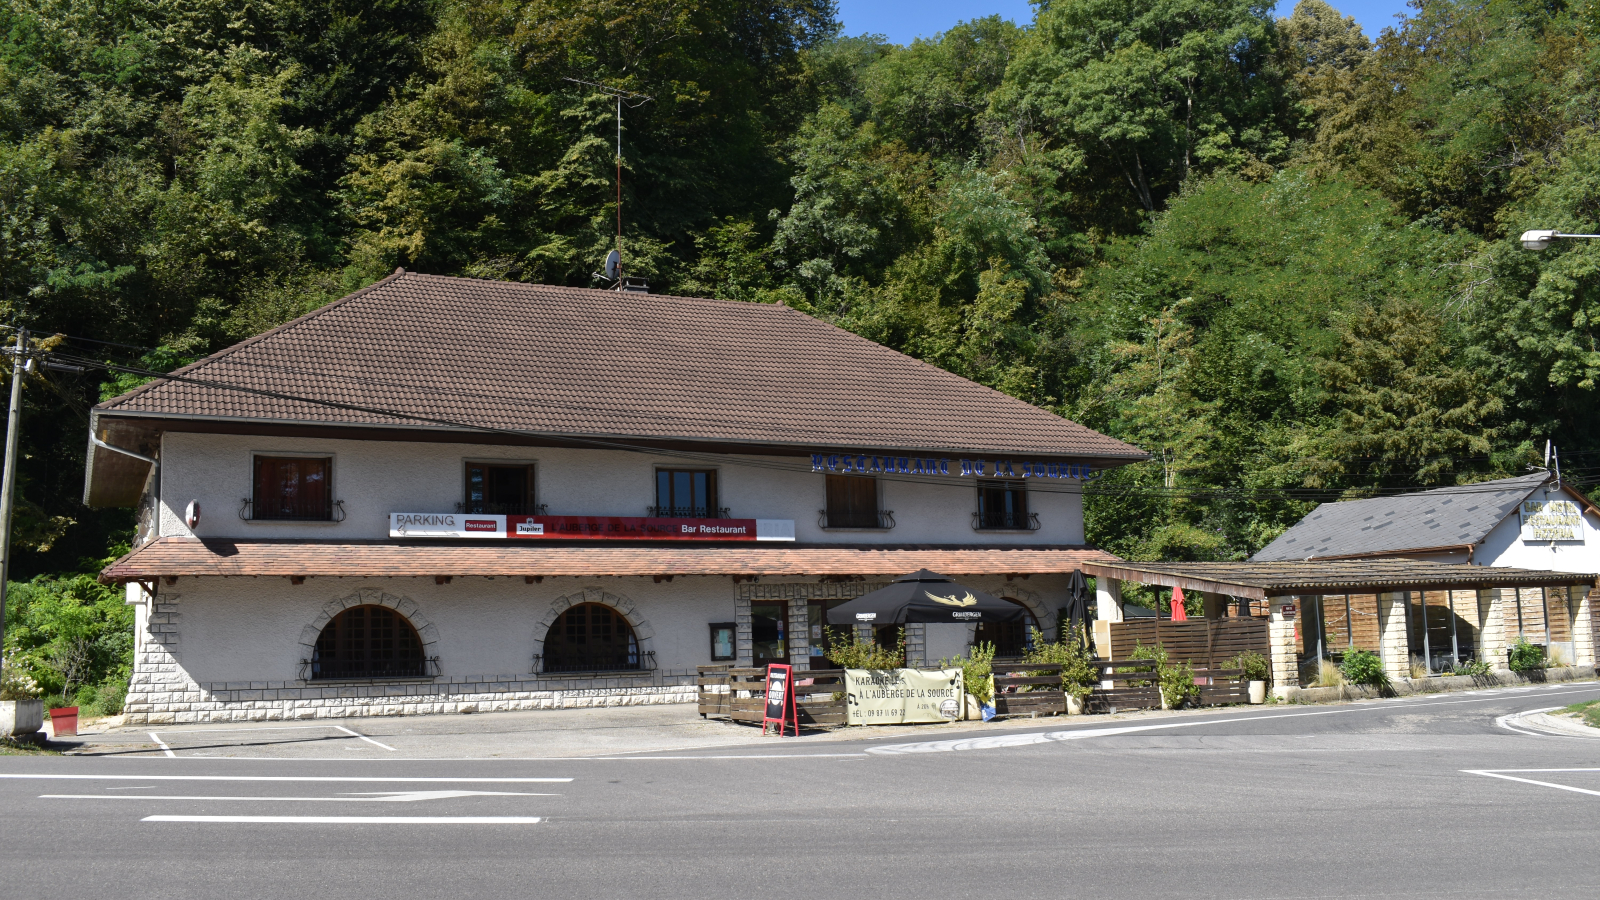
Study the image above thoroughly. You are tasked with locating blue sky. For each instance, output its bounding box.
[836,0,1415,46]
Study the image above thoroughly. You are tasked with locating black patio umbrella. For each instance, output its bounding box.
[1060,570,1091,646]
[826,570,1030,626]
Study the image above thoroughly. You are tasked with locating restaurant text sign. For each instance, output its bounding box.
[843,668,964,725]
[1520,499,1585,543]
[390,513,796,541]
[812,453,1098,481]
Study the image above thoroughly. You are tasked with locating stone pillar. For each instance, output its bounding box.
[788,596,811,670]
[1478,588,1511,670]
[903,623,927,667]
[1377,591,1411,682]
[734,595,753,667]
[1096,577,1123,622]
[1573,585,1598,667]
[1267,596,1299,698]
[122,591,192,726]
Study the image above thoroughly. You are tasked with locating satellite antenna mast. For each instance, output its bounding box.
[565,78,652,289]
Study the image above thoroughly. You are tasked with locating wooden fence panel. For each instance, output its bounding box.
[1100,618,1268,670]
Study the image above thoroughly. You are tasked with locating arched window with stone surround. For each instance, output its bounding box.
[973,598,1041,659]
[541,603,641,673]
[311,605,426,679]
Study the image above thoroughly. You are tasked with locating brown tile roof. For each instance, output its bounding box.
[100,538,1117,582]
[96,272,1143,459]
[1083,560,1596,600]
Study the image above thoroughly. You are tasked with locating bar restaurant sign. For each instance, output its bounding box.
[843,668,964,725]
[390,513,796,542]
[1520,499,1585,543]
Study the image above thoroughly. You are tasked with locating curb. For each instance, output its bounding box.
[1282,665,1600,703]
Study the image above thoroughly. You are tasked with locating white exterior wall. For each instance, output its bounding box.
[1476,492,1600,574]
[155,433,1088,546]
[121,573,1071,724]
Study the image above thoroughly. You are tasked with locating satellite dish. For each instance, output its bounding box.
[604,250,620,280]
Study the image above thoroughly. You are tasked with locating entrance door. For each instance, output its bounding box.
[751,602,788,666]
[805,600,854,669]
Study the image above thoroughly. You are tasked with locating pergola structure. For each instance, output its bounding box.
[1082,560,1598,695]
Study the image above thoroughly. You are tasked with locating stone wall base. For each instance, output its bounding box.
[123,678,696,725]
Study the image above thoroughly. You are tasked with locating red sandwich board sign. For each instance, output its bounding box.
[762,664,798,737]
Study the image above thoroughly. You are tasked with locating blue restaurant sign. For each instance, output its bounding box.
[810,453,1098,481]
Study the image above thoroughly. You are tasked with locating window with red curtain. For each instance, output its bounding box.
[253,456,332,520]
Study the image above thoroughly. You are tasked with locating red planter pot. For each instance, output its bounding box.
[49,706,79,737]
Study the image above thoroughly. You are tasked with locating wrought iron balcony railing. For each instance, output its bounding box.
[646,506,729,519]
[456,501,548,515]
[532,650,657,675]
[972,510,1042,531]
[818,509,896,530]
[300,655,440,681]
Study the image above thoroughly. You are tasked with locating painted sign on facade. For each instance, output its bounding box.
[390,513,795,541]
[812,453,1097,481]
[843,668,964,725]
[1520,499,1585,543]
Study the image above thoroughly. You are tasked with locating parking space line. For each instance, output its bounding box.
[142,815,543,824]
[334,725,397,751]
[149,733,175,758]
[1462,769,1600,798]
[0,774,571,783]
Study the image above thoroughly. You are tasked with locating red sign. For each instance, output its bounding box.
[390,513,794,541]
[762,664,798,737]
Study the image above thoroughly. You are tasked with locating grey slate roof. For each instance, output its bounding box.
[1252,473,1553,561]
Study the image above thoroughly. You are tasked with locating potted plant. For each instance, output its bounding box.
[1022,638,1096,715]
[1230,651,1270,704]
[1,654,44,737]
[49,705,80,737]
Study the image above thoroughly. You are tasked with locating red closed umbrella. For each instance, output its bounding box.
[1170,585,1188,621]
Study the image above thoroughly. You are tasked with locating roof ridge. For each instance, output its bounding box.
[97,270,410,411]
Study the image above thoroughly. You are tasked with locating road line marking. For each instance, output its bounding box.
[0,775,571,783]
[132,725,352,734]
[142,815,543,824]
[42,790,556,802]
[149,733,175,758]
[1482,767,1600,773]
[595,753,869,760]
[1462,769,1600,798]
[334,725,397,751]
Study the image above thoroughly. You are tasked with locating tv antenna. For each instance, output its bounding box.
[565,78,652,290]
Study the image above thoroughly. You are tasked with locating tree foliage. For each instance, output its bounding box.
[0,0,1596,585]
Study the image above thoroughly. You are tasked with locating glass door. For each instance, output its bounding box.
[751,602,788,665]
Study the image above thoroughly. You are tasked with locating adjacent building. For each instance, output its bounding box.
[89,272,1145,724]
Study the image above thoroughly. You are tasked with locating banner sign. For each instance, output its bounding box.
[1520,499,1585,543]
[390,513,795,542]
[812,453,1099,482]
[762,664,797,737]
[844,668,964,726]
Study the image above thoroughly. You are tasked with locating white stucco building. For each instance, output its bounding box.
[87,272,1144,724]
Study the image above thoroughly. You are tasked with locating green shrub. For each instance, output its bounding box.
[1129,644,1199,708]
[824,627,905,669]
[1022,640,1097,704]
[940,641,996,704]
[1508,639,1545,673]
[1229,651,1270,683]
[1449,659,1491,677]
[1340,649,1389,688]
[4,570,134,701]
[0,650,40,701]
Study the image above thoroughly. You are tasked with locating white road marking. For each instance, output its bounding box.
[0,774,570,783]
[334,725,397,751]
[142,815,543,824]
[149,733,175,758]
[1495,708,1562,738]
[1463,769,1600,799]
[42,790,554,802]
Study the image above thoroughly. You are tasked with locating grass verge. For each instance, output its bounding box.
[1561,698,1600,729]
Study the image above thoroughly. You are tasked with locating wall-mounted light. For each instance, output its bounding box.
[185,500,201,530]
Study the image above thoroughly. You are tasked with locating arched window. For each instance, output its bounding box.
[973,599,1041,659]
[542,603,640,673]
[312,605,425,679]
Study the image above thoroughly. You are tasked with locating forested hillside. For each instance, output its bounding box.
[2,0,1598,578]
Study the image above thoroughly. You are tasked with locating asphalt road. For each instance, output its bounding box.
[5,682,1599,900]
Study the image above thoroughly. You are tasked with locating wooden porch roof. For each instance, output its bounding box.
[1081,560,1596,601]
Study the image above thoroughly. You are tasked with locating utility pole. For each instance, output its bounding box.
[0,328,26,653]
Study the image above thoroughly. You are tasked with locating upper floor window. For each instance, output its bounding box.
[824,473,890,529]
[975,480,1037,530]
[653,469,722,518]
[253,456,332,520]
[463,462,539,515]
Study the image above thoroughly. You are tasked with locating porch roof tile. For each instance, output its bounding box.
[100,538,1117,583]
[1083,559,1596,601]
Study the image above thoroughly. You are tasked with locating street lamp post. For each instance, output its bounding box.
[1519,230,1600,251]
